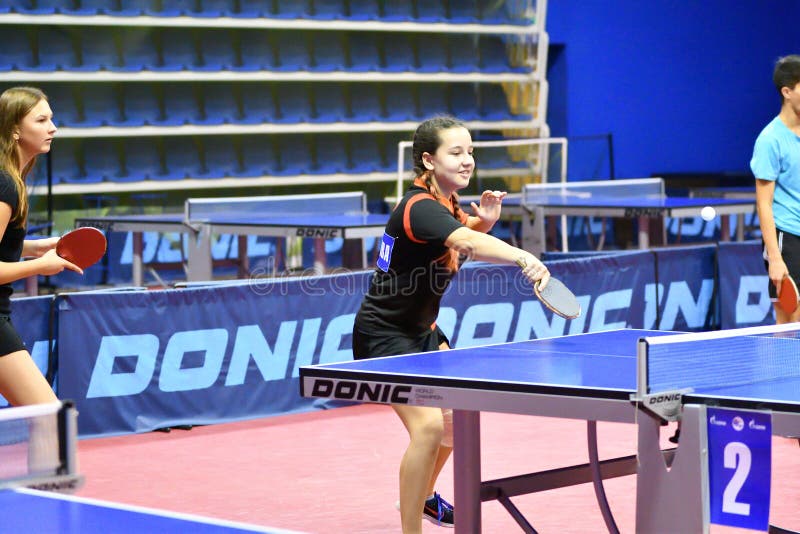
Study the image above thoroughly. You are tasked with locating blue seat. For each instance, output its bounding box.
[69,0,118,15]
[480,37,526,73]
[111,0,149,15]
[51,144,85,184]
[83,139,124,182]
[196,0,236,17]
[415,0,447,22]
[310,0,345,19]
[383,85,417,122]
[417,85,450,119]
[238,32,276,71]
[0,27,37,71]
[198,31,238,71]
[273,33,311,71]
[44,85,82,127]
[36,27,81,71]
[415,34,448,73]
[79,85,126,127]
[274,84,312,123]
[200,84,241,124]
[201,137,244,178]
[234,0,267,17]
[310,84,347,123]
[162,137,204,179]
[446,35,479,73]
[274,0,312,18]
[120,138,165,182]
[9,0,56,14]
[158,30,200,71]
[347,33,381,72]
[240,86,278,124]
[450,86,481,121]
[348,134,389,173]
[79,29,122,71]
[381,35,416,72]
[382,0,413,21]
[310,32,346,72]
[160,84,203,125]
[120,84,164,126]
[346,85,383,122]
[117,28,161,71]
[312,135,349,174]
[275,136,314,175]
[449,0,479,22]
[479,84,515,120]
[240,136,280,176]
[149,0,196,16]
[346,0,380,20]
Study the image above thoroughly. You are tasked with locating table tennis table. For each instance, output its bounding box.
[517,178,756,255]
[300,325,800,533]
[1,487,300,533]
[74,192,389,286]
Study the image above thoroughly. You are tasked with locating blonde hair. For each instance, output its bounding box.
[0,86,47,226]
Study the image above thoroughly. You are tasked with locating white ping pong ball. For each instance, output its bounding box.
[700,206,716,221]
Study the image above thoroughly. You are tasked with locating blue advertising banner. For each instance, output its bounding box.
[58,250,663,437]
[652,245,717,332]
[718,241,772,328]
[707,407,771,531]
[1,295,53,407]
[57,274,371,437]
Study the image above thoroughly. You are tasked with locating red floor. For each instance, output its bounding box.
[75,404,800,533]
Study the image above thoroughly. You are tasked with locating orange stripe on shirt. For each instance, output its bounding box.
[403,193,435,243]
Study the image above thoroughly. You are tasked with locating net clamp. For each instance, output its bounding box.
[631,388,693,422]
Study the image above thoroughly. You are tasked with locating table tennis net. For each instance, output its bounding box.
[643,324,800,396]
[523,177,664,204]
[185,192,367,220]
[0,401,81,492]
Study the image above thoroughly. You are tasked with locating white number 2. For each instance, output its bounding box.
[722,441,751,516]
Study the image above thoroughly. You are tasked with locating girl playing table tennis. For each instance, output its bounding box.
[352,116,549,532]
[0,86,81,407]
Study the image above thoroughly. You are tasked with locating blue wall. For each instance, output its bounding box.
[547,1,800,178]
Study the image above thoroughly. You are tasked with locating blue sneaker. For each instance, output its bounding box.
[423,492,454,528]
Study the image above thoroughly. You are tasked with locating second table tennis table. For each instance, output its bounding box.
[74,192,389,286]
[300,325,800,533]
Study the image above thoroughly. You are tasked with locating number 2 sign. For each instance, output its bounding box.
[707,407,771,531]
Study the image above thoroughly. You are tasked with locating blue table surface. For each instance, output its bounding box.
[310,329,671,394]
[1,489,283,533]
[306,328,800,409]
[521,195,753,209]
[80,212,388,227]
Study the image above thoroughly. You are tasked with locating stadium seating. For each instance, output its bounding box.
[347,33,382,72]
[383,85,418,122]
[83,139,124,182]
[159,29,201,71]
[79,85,126,127]
[79,28,121,71]
[240,86,279,124]
[310,84,348,123]
[201,137,244,178]
[200,84,242,125]
[275,136,314,175]
[51,143,85,184]
[198,30,239,71]
[274,0,313,18]
[310,0,347,19]
[0,27,37,71]
[274,84,313,123]
[238,31,277,71]
[162,137,205,179]
[346,0,381,20]
[120,84,164,126]
[310,32,347,72]
[36,27,81,71]
[415,34,449,73]
[117,28,161,71]
[160,84,204,125]
[273,33,312,71]
[346,85,384,122]
[240,136,280,177]
[312,135,350,174]
[120,138,166,182]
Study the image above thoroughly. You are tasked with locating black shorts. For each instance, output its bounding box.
[352,325,450,360]
[0,315,26,356]
[763,229,800,299]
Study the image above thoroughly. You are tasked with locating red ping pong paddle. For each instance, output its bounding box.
[777,274,799,315]
[56,227,107,269]
[516,259,581,319]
